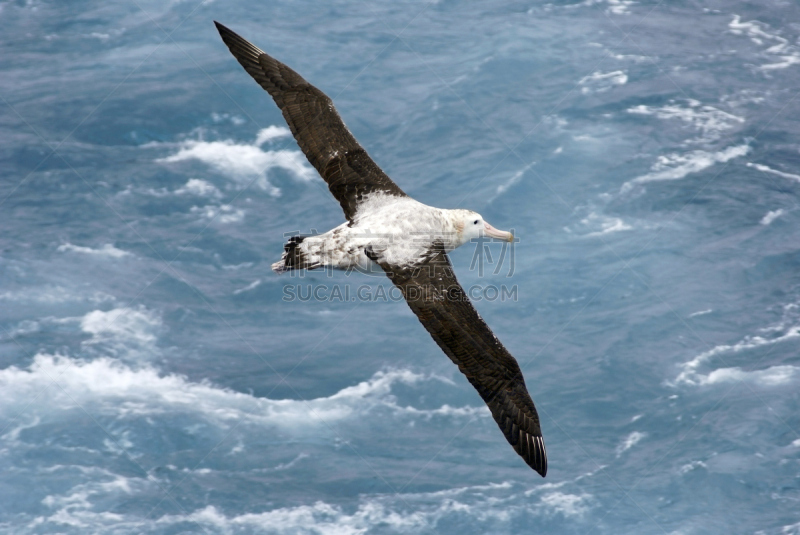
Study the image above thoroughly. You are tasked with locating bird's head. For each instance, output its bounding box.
[452,209,514,248]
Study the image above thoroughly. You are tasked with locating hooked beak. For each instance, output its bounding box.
[484,221,514,242]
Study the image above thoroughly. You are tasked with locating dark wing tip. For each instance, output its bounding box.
[214,21,261,55]
[214,21,232,36]
[512,426,547,477]
[528,435,548,477]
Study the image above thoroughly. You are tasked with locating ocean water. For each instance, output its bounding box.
[2,0,800,533]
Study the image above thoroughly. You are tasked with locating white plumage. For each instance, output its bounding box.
[272,194,499,274]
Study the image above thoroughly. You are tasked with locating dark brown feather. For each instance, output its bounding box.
[214,22,407,222]
[369,244,547,477]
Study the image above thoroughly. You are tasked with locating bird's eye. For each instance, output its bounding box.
[473,220,479,225]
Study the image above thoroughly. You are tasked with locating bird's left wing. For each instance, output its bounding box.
[214,22,407,222]
[367,244,547,476]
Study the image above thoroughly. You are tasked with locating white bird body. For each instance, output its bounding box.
[272,194,494,274]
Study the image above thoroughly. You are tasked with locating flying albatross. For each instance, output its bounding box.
[215,22,547,477]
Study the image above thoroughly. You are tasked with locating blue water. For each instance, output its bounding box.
[2,1,800,533]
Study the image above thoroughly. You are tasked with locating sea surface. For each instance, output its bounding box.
[2,1,800,533]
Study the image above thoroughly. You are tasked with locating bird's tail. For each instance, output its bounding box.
[271,236,322,273]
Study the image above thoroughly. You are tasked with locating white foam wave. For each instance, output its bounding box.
[152,497,481,534]
[784,521,800,535]
[539,492,593,517]
[729,15,800,71]
[576,212,632,237]
[3,415,41,442]
[41,481,590,532]
[175,178,222,198]
[84,28,124,41]
[761,55,800,71]
[24,466,597,533]
[31,470,150,531]
[679,460,707,474]
[616,431,646,456]
[0,355,482,431]
[609,52,650,62]
[699,365,798,386]
[210,112,246,126]
[493,163,534,199]
[222,262,254,270]
[80,307,161,359]
[496,168,525,195]
[273,453,309,471]
[580,0,634,15]
[621,144,750,193]
[760,209,785,226]
[747,162,800,182]
[526,464,607,496]
[190,204,245,224]
[604,0,633,14]
[254,125,292,145]
[156,127,315,197]
[729,15,784,47]
[5,359,492,532]
[233,279,262,295]
[136,178,223,199]
[579,70,628,94]
[57,243,131,258]
[627,100,744,144]
[673,325,800,386]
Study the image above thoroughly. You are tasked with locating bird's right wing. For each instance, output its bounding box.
[367,244,547,476]
[215,22,407,222]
